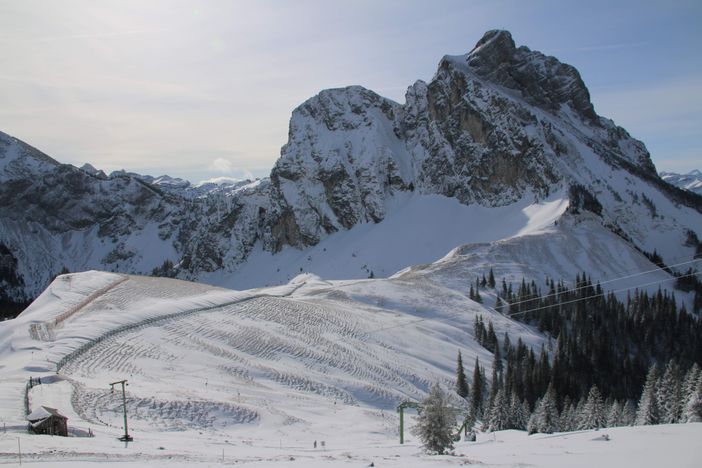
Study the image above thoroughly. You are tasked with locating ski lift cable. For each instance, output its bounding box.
[492,257,701,312]
[506,270,702,318]
[369,270,702,334]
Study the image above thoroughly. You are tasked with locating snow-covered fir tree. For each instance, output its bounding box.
[636,365,661,425]
[510,392,529,430]
[683,373,702,423]
[486,388,510,432]
[412,383,456,455]
[578,385,606,430]
[621,400,637,426]
[606,400,623,428]
[528,384,559,434]
[657,360,682,424]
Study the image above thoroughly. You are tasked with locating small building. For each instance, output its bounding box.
[27,406,68,436]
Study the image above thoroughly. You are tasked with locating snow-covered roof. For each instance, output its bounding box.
[27,406,67,422]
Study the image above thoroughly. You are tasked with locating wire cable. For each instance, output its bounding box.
[370,269,701,334]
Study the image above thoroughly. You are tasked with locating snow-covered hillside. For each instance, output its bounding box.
[0,272,699,467]
[2,29,701,317]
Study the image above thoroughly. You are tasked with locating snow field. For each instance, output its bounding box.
[1,270,699,466]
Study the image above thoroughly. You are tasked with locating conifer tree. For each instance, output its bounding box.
[621,400,637,426]
[559,398,576,432]
[456,351,470,399]
[486,388,509,432]
[493,343,503,374]
[488,268,496,289]
[486,321,497,352]
[505,394,526,430]
[471,357,484,420]
[413,384,455,454]
[682,364,701,413]
[636,365,661,425]
[606,400,623,428]
[657,360,682,424]
[528,383,559,434]
[683,373,702,423]
[578,385,606,430]
[474,279,483,304]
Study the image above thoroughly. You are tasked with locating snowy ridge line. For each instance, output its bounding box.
[54,294,261,373]
[28,275,129,342]
[53,275,129,327]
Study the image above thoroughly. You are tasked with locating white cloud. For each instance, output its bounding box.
[210,158,234,173]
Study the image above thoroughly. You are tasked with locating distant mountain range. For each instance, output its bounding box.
[660,170,702,195]
[1,30,701,313]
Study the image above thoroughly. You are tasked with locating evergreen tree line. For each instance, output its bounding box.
[456,352,702,435]
[485,273,702,402]
[456,270,702,434]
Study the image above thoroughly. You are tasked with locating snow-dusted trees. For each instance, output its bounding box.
[528,384,559,434]
[621,400,637,426]
[682,364,701,423]
[657,360,682,424]
[578,385,605,430]
[413,384,456,455]
[486,388,510,432]
[636,365,660,425]
[606,400,623,428]
[455,351,469,399]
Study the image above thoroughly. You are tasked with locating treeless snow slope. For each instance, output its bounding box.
[202,191,568,289]
[398,212,690,305]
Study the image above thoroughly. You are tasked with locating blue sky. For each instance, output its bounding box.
[0,0,699,182]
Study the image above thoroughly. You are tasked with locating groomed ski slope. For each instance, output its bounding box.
[1,269,700,466]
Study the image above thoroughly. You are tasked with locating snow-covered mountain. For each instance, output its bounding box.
[661,170,702,195]
[2,30,701,309]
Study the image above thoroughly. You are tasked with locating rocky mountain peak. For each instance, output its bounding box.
[467,29,516,68]
[454,30,598,124]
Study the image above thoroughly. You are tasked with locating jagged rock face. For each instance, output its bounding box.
[266,86,411,249]
[467,30,598,124]
[401,64,559,205]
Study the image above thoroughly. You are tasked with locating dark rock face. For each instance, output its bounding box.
[465,30,598,125]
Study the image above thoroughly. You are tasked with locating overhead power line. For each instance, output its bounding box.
[498,257,701,313]
[371,267,701,334]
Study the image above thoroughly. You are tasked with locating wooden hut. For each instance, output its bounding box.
[27,406,68,436]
